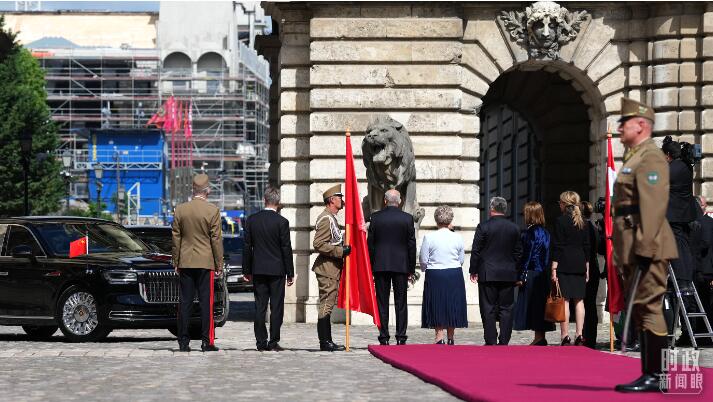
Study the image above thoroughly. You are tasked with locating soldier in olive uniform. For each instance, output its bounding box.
[613,98,678,393]
[312,184,351,351]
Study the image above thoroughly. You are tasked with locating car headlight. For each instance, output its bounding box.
[102,270,138,284]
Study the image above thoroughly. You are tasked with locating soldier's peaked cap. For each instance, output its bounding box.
[192,173,210,191]
[619,97,655,122]
[323,184,343,199]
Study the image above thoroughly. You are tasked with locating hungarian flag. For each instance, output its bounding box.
[337,132,381,328]
[605,134,624,314]
[69,236,89,258]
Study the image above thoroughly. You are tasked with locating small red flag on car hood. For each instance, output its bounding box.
[69,236,89,258]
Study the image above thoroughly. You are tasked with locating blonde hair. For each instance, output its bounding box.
[560,191,584,230]
[523,201,545,226]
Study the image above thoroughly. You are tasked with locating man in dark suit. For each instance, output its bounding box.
[692,196,713,346]
[470,196,523,345]
[368,189,416,345]
[243,187,294,351]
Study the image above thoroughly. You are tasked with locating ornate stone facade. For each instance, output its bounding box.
[256,1,713,324]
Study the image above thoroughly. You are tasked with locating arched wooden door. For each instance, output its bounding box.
[479,104,540,227]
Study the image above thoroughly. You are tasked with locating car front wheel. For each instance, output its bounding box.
[22,325,58,339]
[56,287,110,342]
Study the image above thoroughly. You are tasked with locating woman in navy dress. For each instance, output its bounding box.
[513,201,555,345]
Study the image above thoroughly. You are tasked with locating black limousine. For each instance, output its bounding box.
[0,217,228,342]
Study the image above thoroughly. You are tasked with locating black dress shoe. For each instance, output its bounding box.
[560,336,571,346]
[615,374,662,393]
[201,341,219,352]
[178,344,191,352]
[532,338,548,346]
[574,335,586,346]
[396,339,407,345]
[379,340,389,345]
[320,341,346,352]
[267,343,284,351]
[256,342,269,351]
[447,339,454,345]
[435,339,445,344]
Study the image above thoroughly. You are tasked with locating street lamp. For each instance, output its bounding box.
[94,164,104,218]
[61,151,72,213]
[19,130,32,216]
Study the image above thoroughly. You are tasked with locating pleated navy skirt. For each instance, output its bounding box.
[421,268,468,329]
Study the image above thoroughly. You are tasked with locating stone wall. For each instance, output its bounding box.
[258,1,713,325]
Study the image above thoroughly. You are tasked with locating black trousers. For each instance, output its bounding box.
[583,276,600,348]
[178,268,213,345]
[479,281,515,345]
[253,274,285,347]
[374,271,408,343]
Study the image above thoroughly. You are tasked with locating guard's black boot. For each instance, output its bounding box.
[318,315,345,351]
[201,341,219,352]
[616,331,666,392]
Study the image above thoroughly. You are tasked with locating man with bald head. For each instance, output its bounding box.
[368,189,417,345]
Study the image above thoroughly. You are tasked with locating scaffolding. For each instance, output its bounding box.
[33,43,270,214]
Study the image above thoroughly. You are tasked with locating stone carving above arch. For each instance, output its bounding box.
[499,1,589,60]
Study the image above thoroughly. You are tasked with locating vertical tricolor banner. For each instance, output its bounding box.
[605,133,625,315]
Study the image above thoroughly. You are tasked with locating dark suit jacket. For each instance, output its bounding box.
[667,159,700,223]
[551,214,590,274]
[469,215,522,282]
[243,209,294,277]
[367,206,416,274]
[692,212,713,278]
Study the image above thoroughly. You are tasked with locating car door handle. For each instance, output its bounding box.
[44,271,61,277]
[0,272,8,276]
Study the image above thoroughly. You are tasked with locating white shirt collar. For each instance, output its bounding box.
[265,207,277,212]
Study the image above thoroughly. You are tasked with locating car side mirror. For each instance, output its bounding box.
[11,245,35,260]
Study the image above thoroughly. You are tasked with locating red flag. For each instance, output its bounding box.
[69,236,89,258]
[606,134,625,314]
[337,133,381,328]
[163,96,175,133]
[146,102,166,128]
[174,99,183,135]
[185,100,193,139]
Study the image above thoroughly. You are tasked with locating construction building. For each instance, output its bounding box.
[3,2,270,222]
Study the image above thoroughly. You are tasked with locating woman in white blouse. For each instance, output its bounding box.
[420,205,468,344]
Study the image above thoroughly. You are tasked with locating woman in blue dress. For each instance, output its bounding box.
[513,201,555,345]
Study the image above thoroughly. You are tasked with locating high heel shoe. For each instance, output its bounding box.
[574,335,586,346]
[436,339,445,345]
[447,338,454,345]
[532,338,548,346]
[560,336,571,346]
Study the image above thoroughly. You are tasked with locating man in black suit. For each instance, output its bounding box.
[470,196,523,345]
[692,196,713,346]
[243,187,294,351]
[368,189,416,345]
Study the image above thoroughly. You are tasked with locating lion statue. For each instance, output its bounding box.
[361,115,425,228]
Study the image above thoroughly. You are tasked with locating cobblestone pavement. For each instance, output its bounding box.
[1,293,711,401]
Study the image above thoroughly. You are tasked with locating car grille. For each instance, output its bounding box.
[138,271,181,304]
[227,265,243,275]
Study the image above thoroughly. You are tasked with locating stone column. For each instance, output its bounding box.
[702,3,713,201]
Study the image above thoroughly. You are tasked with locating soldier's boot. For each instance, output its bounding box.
[319,314,345,352]
[616,331,667,392]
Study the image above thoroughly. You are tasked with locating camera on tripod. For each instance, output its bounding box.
[594,196,606,214]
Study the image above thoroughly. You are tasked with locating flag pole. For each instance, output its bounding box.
[345,128,351,352]
[606,125,614,353]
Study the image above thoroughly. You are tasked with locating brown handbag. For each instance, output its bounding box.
[544,280,566,323]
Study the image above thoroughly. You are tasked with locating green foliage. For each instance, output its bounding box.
[0,17,64,216]
[63,202,114,221]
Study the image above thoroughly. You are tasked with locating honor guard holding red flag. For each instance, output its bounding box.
[312,184,351,351]
[613,98,677,392]
[172,173,224,352]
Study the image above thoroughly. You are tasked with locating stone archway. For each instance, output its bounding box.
[479,64,602,227]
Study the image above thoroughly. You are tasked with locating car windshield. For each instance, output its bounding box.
[131,230,172,253]
[223,236,243,253]
[35,222,149,256]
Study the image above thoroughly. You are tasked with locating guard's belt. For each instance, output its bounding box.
[615,205,640,216]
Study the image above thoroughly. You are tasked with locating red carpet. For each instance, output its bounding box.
[369,345,712,401]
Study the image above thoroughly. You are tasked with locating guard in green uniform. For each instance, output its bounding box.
[613,98,678,392]
[312,184,351,351]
